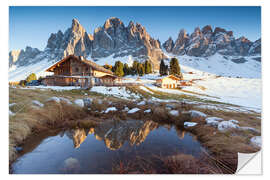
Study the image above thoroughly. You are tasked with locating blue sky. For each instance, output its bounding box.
[9,6,261,51]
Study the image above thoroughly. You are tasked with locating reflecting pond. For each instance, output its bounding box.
[12,120,205,174]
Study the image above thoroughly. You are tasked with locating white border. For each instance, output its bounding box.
[1,0,269,179]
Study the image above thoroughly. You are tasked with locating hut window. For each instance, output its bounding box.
[75,67,79,72]
[86,67,89,71]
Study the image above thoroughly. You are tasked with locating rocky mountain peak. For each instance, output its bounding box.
[163,25,260,57]
[214,27,227,34]
[103,17,124,29]
[202,25,213,34]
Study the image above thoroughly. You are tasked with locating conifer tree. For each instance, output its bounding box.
[114,61,124,77]
[138,63,145,76]
[144,60,152,74]
[123,63,130,75]
[169,58,183,78]
[159,59,167,76]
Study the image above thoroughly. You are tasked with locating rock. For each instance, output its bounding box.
[105,107,117,113]
[74,99,84,107]
[62,157,80,173]
[163,25,260,57]
[47,97,61,103]
[32,100,44,107]
[189,110,207,118]
[162,37,174,52]
[166,104,175,109]
[218,121,239,132]
[205,117,223,127]
[59,97,72,105]
[172,29,189,55]
[127,108,140,114]
[92,17,166,69]
[250,136,261,148]
[229,119,239,124]
[169,110,179,116]
[83,98,92,107]
[123,106,129,112]
[240,127,260,134]
[137,101,146,106]
[184,122,197,127]
[144,109,151,113]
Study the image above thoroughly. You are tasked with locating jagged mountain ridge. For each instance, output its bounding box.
[163,25,261,57]
[9,17,166,70]
[9,18,261,81]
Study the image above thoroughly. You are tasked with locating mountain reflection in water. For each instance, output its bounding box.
[12,119,202,174]
[65,120,162,150]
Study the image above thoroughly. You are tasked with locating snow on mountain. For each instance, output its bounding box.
[8,18,261,82]
[164,53,261,79]
[9,57,54,82]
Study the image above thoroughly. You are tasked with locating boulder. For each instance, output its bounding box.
[205,117,223,127]
[47,97,61,103]
[137,101,146,106]
[218,121,239,132]
[144,109,151,113]
[189,110,207,118]
[105,107,117,113]
[59,97,72,105]
[32,100,44,108]
[127,108,140,114]
[184,122,197,127]
[169,110,179,117]
[74,99,84,107]
[250,136,261,148]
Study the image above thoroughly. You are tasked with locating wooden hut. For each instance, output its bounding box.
[156,75,182,89]
[43,55,116,87]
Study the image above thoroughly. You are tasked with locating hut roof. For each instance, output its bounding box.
[157,75,182,81]
[46,55,113,75]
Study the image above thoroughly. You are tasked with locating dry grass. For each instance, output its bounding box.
[9,86,261,174]
[111,151,235,174]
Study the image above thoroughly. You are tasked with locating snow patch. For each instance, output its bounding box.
[32,100,44,107]
[144,109,151,113]
[250,136,261,148]
[189,110,207,118]
[169,110,179,116]
[184,122,198,127]
[218,121,239,132]
[127,108,140,114]
[105,107,117,113]
[74,99,84,107]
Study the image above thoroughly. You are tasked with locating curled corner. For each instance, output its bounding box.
[236,151,262,174]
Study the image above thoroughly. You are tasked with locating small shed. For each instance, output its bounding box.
[156,75,182,89]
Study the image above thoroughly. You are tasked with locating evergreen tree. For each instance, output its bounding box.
[144,60,152,74]
[159,59,167,76]
[169,58,181,76]
[114,61,124,77]
[138,63,145,76]
[132,61,139,74]
[26,73,37,83]
[123,63,130,75]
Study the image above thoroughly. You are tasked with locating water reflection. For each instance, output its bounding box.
[12,119,201,174]
[65,120,161,150]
